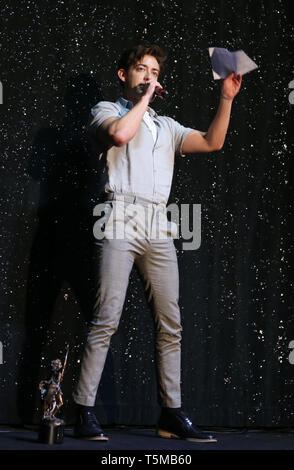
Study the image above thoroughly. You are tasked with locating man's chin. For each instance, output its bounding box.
[127,83,155,104]
[134,83,149,95]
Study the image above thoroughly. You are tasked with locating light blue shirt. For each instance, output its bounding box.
[87,97,199,204]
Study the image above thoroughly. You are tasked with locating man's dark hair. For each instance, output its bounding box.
[117,44,167,85]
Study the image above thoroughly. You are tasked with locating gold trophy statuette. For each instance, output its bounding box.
[38,345,69,444]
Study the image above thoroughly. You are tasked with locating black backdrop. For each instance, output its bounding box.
[1,0,294,428]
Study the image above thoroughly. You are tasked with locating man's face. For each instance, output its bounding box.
[118,54,160,101]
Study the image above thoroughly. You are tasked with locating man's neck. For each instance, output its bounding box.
[123,94,139,105]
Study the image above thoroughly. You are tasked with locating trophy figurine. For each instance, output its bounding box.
[38,345,69,444]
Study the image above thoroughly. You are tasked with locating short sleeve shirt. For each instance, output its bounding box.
[87,97,199,204]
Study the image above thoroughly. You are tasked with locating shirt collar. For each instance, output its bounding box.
[116,96,157,118]
[116,96,133,110]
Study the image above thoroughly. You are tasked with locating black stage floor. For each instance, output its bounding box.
[1,426,294,461]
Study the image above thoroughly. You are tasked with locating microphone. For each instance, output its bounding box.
[135,83,168,99]
[154,87,168,98]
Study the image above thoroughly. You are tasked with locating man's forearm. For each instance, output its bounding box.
[204,96,233,150]
[108,95,150,146]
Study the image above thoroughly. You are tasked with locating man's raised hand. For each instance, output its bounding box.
[221,72,242,100]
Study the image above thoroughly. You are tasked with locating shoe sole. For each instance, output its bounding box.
[157,429,217,443]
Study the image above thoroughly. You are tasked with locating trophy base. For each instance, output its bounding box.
[38,419,65,445]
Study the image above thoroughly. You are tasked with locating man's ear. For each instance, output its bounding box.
[117,68,126,83]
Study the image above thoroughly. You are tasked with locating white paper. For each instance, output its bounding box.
[208,47,258,80]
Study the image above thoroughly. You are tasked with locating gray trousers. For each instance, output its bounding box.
[73,196,182,408]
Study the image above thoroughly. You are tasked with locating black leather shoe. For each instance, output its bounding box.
[74,406,108,441]
[157,408,217,442]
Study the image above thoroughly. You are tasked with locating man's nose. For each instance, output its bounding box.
[144,70,152,81]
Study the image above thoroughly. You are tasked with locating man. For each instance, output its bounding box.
[73,44,242,442]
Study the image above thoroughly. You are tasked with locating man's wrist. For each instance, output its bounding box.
[220,94,233,101]
[139,93,151,106]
